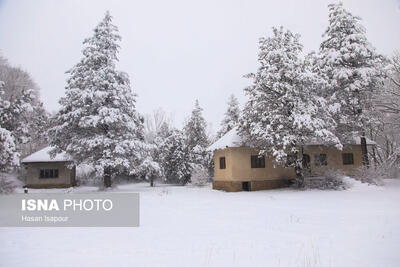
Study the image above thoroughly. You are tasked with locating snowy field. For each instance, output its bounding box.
[1,178,400,267]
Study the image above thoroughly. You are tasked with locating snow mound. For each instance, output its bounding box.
[21,146,70,163]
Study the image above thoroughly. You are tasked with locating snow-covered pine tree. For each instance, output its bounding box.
[0,82,19,171]
[184,100,209,150]
[0,127,18,171]
[0,57,49,157]
[49,11,146,187]
[318,2,386,167]
[160,130,192,185]
[238,26,340,186]
[217,94,240,138]
[0,87,35,147]
[183,100,210,168]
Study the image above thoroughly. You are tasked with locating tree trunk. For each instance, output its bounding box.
[372,146,378,169]
[294,148,304,188]
[150,176,154,187]
[104,167,112,188]
[360,134,370,168]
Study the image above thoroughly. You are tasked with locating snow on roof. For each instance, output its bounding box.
[207,127,244,151]
[305,136,376,146]
[21,146,71,163]
[208,127,376,151]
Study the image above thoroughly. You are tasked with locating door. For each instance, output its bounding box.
[242,181,251,191]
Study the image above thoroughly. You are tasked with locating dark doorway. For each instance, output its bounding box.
[242,181,251,191]
[302,154,311,176]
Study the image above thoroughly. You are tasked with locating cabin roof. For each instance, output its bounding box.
[207,127,376,151]
[207,127,245,151]
[21,146,70,163]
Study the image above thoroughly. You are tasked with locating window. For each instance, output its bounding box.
[219,157,226,169]
[342,153,354,165]
[314,153,327,166]
[39,169,59,179]
[251,155,265,168]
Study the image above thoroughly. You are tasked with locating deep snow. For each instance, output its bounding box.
[1,179,399,267]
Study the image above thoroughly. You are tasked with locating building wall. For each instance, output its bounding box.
[213,148,233,181]
[212,145,366,191]
[303,145,363,176]
[230,147,296,181]
[25,162,75,188]
[213,147,295,182]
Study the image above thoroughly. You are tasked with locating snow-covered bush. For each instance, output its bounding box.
[383,150,400,179]
[138,156,161,186]
[354,166,385,185]
[0,172,22,194]
[190,164,210,186]
[76,164,99,186]
[302,170,348,190]
[385,164,400,179]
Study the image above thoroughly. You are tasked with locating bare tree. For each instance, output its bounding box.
[144,108,174,143]
[368,51,400,176]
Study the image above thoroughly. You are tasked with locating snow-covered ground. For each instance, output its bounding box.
[1,178,400,267]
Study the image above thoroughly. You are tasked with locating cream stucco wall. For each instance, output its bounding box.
[213,149,233,181]
[213,145,365,182]
[303,145,363,176]
[25,162,75,188]
[214,147,295,182]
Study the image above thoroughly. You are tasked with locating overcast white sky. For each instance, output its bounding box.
[0,0,399,132]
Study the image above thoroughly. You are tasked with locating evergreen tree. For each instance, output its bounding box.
[183,100,210,169]
[150,121,174,181]
[160,130,192,184]
[0,87,35,146]
[318,2,386,166]
[184,100,209,150]
[0,82,19,171]
[0,55,49,157]
[217,94,240,138]
[238,26,340,185]
[0,127,18,171]
[49,11,146,187]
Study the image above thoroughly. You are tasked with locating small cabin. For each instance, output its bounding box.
[21,146,76,189]
[208,128,375,192]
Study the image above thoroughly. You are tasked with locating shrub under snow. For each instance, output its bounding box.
[0,172,22,194]
[76,164,98,186]
[302,170,348,190]
[354,166,385,185]
[190,164,210,186]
